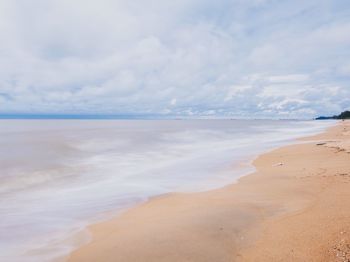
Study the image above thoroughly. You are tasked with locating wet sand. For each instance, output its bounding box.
[68,121,350,262]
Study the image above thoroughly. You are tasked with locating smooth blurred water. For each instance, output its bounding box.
[0,119,334,261]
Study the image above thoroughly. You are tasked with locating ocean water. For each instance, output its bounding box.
[0,119,333,261]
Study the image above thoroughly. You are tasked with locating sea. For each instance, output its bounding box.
[0,119,334,261]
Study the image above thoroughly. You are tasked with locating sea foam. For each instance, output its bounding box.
[0,119,334,261]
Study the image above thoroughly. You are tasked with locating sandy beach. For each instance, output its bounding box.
[68,120,350,262]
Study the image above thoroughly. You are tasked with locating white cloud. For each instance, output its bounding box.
[0,0,349,118]
[267,74,309,83]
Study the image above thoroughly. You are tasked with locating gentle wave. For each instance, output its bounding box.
[0,119,334,261]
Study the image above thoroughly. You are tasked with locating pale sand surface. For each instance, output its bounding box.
[68,121,350,262]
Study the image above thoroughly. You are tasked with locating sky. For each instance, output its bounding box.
[0,0,349,118]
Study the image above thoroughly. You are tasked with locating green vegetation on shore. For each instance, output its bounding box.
[316,110,350,120]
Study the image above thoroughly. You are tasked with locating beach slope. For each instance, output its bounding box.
[68,121,350,262]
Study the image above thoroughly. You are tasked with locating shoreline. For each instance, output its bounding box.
[67,121,350,262]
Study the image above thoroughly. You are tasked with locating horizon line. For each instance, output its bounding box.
[0,113,323,120]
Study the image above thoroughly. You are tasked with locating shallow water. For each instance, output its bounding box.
[0,119,334,261]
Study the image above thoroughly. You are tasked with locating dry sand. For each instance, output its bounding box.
[68,121,350,262]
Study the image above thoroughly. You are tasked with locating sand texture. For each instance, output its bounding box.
[68,121,350,262]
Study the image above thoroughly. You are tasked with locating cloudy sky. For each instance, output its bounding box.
[0,0,349,118]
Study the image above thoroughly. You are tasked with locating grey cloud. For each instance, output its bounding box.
[0,0,349,118]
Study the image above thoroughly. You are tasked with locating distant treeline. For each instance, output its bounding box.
[316,110,350,120]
